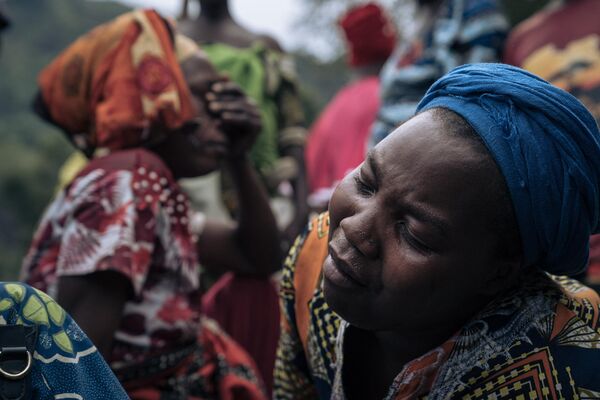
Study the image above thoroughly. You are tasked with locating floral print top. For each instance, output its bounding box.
[22,149,201,368]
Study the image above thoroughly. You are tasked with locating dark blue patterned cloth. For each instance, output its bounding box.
[0,282,129,399]
[371,0,508,146]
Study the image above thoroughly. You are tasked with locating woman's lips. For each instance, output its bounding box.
[323,245,368,289]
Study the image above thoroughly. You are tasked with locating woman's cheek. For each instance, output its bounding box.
[329,179,357,226]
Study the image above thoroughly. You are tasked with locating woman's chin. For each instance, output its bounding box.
[177,157,224,178]
[322,276,371,328]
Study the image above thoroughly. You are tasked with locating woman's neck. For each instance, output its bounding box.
[342,323,455,399]
[199,3,231,21]
[345,295,493,396]
[373,326,451,366]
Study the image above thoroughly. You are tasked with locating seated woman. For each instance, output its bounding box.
[274,64,600,399]
[20,10,281,400]
[0,282,128,399]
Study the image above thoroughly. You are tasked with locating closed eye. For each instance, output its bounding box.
[354,175,375,197]
[397,222,433,254]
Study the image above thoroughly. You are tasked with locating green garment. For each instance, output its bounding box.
[203,42,289,174]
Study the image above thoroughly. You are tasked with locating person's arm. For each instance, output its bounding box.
[281,144,310,243]
[56,271,132,358]
[197,155,282,276]
[275,52,310,243]
[196,81,282,276]
[49,166,155,359]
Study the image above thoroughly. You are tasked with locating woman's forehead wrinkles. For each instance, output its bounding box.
[366,150,383,183]
[374,188,449,242]
[405,202,450,238]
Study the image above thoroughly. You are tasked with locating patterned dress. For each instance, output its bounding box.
[274,213,600,399]
[22,149,266,399]
[0,282,129,399]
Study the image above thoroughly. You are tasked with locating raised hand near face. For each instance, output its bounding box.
[205,80,262,158]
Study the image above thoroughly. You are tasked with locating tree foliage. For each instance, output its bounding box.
[0,0,129,279]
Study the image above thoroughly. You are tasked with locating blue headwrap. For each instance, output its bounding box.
[416,63,600,276]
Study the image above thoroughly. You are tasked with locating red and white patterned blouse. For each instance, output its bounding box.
[21,149,201,367]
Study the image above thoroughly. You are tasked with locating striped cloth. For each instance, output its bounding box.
[370,0,508,146]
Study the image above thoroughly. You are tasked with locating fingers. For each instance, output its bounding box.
[209,81,246,98]
[203,80,262,135]
[219,111,262,131]
[208,100,260,118]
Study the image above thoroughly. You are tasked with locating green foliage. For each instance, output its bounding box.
[502,0,551,26]
[294,52,351,126]
[0,0,129,279]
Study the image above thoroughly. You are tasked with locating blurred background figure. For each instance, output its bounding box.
[179,0,309,245]
[21,9,280,399]
[179,3,310,391]
[504,0,600,287]
[370,0,509,146]
[0,2,9,51]
[305,3,396,211]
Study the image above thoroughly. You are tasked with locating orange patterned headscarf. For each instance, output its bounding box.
[38,9,197,155]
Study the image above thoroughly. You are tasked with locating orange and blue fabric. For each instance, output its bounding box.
[273,213,600,399]
[0,282,129,399]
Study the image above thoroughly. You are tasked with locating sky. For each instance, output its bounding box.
[114,0,304,51]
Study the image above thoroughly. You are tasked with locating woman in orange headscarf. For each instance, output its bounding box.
[22,9,280,399]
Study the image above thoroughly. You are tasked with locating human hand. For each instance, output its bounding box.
[205,81,262,158]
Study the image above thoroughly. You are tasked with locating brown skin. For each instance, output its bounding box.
[179,0,281,50]
[179,0,310,244]
[323,110,521,398]
[57,50,282,359]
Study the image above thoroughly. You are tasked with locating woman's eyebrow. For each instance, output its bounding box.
[404,203,450,238]
[367,152,382,186]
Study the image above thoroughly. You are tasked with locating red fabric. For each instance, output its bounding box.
[22,149,201,367]
[588,234,600,283]
[504,0,600,68]
[306,76,380,194]
[503,0,600,282]
[127,318,267,400]
[339,3,396,67]
[202,273,280,396]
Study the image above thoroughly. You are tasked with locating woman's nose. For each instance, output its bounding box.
[340,208,379,260]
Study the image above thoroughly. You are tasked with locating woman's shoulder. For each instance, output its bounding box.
[277,213,339,397]
[281,213,330,294]
[550,274,600,329]
[83,149,172,178]
[62,149,178,212]
[69,149,174,192]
